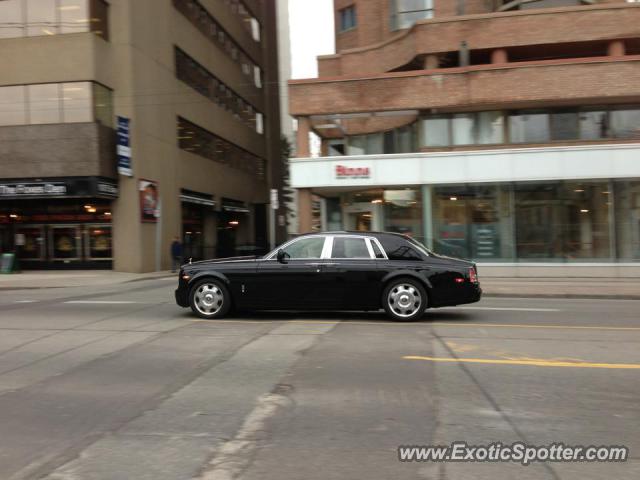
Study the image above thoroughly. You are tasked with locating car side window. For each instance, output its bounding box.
[283,237,325,259]
[331,237,371,259]
[380,237,423,261]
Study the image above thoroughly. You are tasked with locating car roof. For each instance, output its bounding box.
[302,231,409,240]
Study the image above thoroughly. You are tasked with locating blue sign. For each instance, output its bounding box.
[117,116,132,176]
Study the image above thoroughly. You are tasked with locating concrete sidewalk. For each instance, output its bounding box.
[0,270,175,290]
[1,270,639,298]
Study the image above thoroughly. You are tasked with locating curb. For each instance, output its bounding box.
[483,293,640,300]
[0,274,175,291]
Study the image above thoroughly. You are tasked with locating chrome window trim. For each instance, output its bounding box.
[369,236,389,260]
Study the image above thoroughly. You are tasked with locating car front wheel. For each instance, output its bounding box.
[189,279,231,319]
[383,278,427,322]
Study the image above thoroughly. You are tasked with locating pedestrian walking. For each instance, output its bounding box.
[170,236,183,272]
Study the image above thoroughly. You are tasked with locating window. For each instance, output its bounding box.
[175,47,262,132]
[421,116,450,147]
[339,5,357,31]
[62,82,92,123]
[579,110,609,140]
[379,236,423,261]
[0,86,27,126]
[59,0,89,34]
[477,111,504,144]
[609,108,640,139]
[93,83,113,126]
[371,240,385,259]
[391,0,434,31]
[0,0,24,38]
[452,114,475,146]
[177,117,266,179]
[28,84,61,124]
[173,0,261,82]
[508,111,550,143]
[550,111,579,140]
[331,237,371,259]
[0,0,108,39]
[283,237,325,259]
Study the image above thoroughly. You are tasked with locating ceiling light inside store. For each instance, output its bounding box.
[371,199,383,204]
[450,197,458,201]
[580,209,589,213]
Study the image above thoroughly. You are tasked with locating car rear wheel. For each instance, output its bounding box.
[383,278,427,322]
[189,279,231,319]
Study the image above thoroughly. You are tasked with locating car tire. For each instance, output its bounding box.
[382,278,428,322]
[189,278,231,319]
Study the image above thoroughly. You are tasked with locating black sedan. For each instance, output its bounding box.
[175,232,481,322]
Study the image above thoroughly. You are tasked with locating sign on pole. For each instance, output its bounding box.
[270,188,279,210]
[117,116,133,176]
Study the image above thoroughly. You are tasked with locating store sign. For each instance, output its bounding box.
[117,116,133,177]
[97,181,119,198]
[335,165,371,180]
[0,183,67,197]
[139,179,159,223]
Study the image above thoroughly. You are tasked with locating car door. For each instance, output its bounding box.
[252,236,328,309]
[320,236,383,310]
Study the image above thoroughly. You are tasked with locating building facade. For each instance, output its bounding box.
[289,0,640,277]
[0,0,285,272]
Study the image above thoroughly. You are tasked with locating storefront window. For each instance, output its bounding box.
[383,188,423,241]
[86,225,112,259]
[614,181,640,260]
[433,185,506,260]
[514,182,611,261]
[50,226,81,260]
[509,111,550,143]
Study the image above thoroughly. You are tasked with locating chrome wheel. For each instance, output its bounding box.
[387,283,422,318]
[193,283,224,316]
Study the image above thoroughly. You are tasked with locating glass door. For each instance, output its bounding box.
[85,225,112,260]
[16,225,46,261]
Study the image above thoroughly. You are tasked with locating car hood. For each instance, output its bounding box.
[189,255,259,267]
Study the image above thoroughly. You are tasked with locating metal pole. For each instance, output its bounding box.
[269,205,276,251]
[155,198,162,271]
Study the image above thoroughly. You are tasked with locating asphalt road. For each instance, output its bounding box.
[0,278,638,480]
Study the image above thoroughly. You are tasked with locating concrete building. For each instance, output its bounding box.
[289,0,640,277]
[0,0,285,272]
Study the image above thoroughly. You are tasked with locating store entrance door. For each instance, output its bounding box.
[343,202,383,232]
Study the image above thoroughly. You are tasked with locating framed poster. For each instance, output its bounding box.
[139,179,159,223]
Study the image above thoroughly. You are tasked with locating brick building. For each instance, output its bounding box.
[289,0,640,277]
[0,0,286,271]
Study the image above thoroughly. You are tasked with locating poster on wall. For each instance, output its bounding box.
[139,179,159,223]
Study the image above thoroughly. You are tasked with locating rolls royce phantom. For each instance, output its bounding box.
[175,232,481,322]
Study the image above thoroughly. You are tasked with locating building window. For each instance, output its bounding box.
[339,5,357,32]
[0,82,112,127]
[175,47,263,133]
[173,0,262,85]
[391,0,434,31]
[508,111,550,143]
[0,0,108,40]
[610,108,640,139]
[177,117,266,179]
[223,0,261,42]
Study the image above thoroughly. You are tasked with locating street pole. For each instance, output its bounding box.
[155,198,162,271]
[269,188,279,250]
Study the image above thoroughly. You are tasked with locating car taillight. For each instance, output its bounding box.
[469,267,478,283]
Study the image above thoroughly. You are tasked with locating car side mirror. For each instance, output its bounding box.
[276,249,290,263]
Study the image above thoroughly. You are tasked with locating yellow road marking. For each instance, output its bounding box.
[404,355,640,369]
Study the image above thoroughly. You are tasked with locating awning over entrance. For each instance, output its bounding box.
[180,189,216,207]
[0,177,118,200]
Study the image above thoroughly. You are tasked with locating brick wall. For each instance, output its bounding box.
[321,3,640,77]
